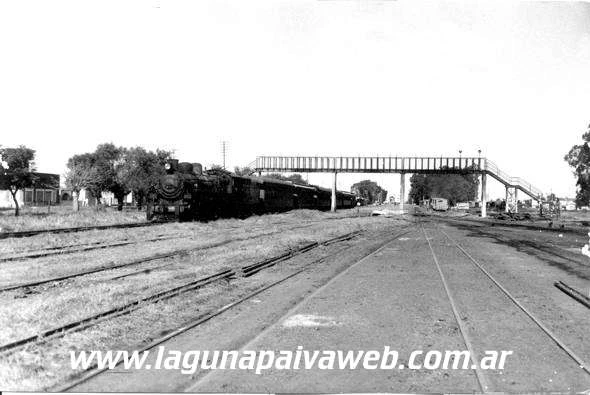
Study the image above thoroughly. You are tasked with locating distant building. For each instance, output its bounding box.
[0,172,60,208]
[62,188,133,207]
[455,202,470,210]
[558,197,576,211]
[100,191,133,206]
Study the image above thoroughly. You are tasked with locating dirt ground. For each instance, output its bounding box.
[0,208,405,390]
[1,209,589,392]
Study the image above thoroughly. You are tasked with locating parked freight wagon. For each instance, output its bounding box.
[431,198,449,211]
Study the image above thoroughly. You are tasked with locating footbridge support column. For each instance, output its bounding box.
[505,186,519,213]
[400,172,406,211]
[331,172,337,212]
[505,186,510,213]
[481,173,487,218]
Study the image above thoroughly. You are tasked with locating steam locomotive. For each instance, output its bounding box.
[146,159,358,221]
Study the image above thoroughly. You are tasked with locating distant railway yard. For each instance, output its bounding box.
[0,206,588,392]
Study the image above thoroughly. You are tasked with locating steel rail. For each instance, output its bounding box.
[0,224,319,293]
[0,221,160,240]
[0,230,364,354]
[0,221,320,262]
[3,217,326,257]
[437,226,590,376]
[0,249,191,293]
[0,211,369,241]
[240,231,362,277]
[0,269,233,354]
[436,217,588,268]
[554,281,590,309]
[420,223,489,393]
[111,232,363,281]
[0,235,180,263]
[436,215,583,236]
[56,226,412,392]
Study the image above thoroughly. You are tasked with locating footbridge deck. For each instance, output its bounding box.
[252,156,543,216]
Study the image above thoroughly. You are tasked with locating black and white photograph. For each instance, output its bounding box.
[1,0,590,392]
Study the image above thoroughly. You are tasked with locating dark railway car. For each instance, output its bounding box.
[337,190,357,208]
[147,159,358,221]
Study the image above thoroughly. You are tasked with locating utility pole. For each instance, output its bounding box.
[221,141,228,170]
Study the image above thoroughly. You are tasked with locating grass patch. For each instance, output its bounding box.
[0,205,145,233]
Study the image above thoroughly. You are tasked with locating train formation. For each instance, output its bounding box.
[146,159,358,221]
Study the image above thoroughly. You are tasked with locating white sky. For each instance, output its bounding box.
[1,0,590,199]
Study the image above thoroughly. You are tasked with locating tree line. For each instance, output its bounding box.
[564,124,590,208]
[65,143,173,211]
[351,180,388,204]
[408,167,479,206]
[0,143,175,216]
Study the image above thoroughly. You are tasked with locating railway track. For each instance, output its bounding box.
[0,235,180,263]
[0,221,160,240]
[4,235,162,254]
[420,222,490,392]
[0,223,325,292]
[0,211,369,241]
[437,215,586,236]
[0,215,364,262]
[54,226,412,391]
[420,220,590,392]
[429,215,590,282]
[0,229,366,355]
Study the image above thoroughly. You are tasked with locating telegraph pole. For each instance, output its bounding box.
[221,141,228,170]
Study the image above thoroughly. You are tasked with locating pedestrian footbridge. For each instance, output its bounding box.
[251,156,543,217]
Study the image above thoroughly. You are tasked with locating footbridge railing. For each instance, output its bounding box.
[484,160,542,199]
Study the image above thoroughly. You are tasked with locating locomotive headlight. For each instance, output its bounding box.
[165,163,171,170]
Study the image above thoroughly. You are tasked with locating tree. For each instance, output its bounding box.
[408,167,479,206]
[0,146,37,216]
[351,180,388,204]
[234,166,254,176]
[564,124,590,208]
[65,153,96,212]
[90,143,127,210]
[66,146,173,212]
[64,143,126,211]
[116,147,172,210]
[265,173,309,185]
[209,164,224,171]
[408,174,429,204]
